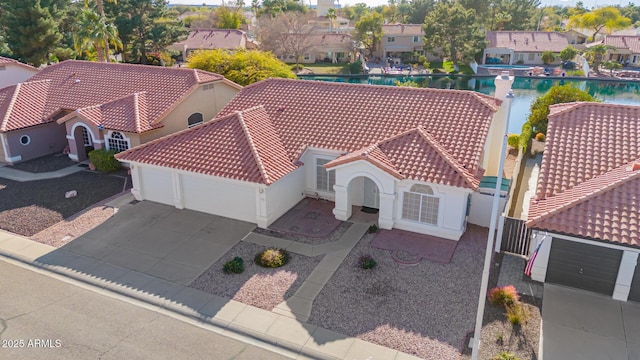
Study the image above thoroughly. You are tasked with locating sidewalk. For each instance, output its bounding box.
[0,163,86,181]
[0,228,421,360]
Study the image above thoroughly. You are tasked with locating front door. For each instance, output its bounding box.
[363,177,379,209]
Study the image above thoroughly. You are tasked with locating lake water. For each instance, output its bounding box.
[301,75,640,134]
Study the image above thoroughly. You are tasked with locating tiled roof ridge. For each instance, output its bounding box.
[0,56,37,70]
[0,85,19,132]
[527,158,640,227]
[414,126,479,189]
[548,101,638,118]
[325,143,403,178]
[488,30,564,35]
[236,106,271,184]
[253,78,501,111]
[133,92,143,133]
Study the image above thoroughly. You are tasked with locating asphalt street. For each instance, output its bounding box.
[0,260,290,360]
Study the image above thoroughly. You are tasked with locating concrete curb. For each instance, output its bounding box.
[0,232,421,360]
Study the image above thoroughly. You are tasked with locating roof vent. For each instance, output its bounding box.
[74,79,81,84]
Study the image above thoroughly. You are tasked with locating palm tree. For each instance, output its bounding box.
[584,44,616,74]
[75,7,122,62]
[326,8,337,33]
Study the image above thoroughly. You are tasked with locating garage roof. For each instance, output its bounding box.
[527,102,640,247]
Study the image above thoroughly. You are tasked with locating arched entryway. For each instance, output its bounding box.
[346,175,381,223]
[73,124,94,161]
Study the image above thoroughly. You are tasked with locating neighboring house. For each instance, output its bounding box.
[273,33,355,63]
[483,31,568,65]
[526,102,640,302]
[168,29,257,61]
[307,15,352,33]
[0,56,39,89]
[0,60,241,164]
[563,29,588,50]
[117,75,516,240]
[373,24,437,63]
[601,35,640,67]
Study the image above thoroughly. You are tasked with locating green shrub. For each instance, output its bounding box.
[348,60,363,74]
[291,64,304,71]
[566,69,585,76]
[488,285,519,307]
[359,255,377,269]
[507,134,519,148]
[492,352,520,360]
[535,132,546,142]
[223,256,244,274]
[368,224,378,233]
[519,121,533,151]
[255,248,290,268]
[515,59,524,65]
[88,149,121,173]
[506,302,528,326]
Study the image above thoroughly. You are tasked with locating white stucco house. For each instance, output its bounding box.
[0,56,39,89]
[526,102,640,302]
[117,75,515,240]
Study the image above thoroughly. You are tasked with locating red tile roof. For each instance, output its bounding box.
[172,29,248,51]
[0,60,226,132]
[120,79,499,187]
[527,102,640,247]
[486,31,569,52]
[326,127,483,189]
[0,56,38,71]
[604,35,640,53]
[0,80,51,132]
[116,106,298,185]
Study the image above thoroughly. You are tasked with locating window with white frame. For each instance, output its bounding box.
[387,37,395,42]
[106,131,130,153]
[402,184,440,225]
[316,158,335,192]
[412,36,421,43]
[81,126,92,147]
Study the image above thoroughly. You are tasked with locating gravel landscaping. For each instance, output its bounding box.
[307,225,488,360]
[30,206,115,248]
[6,153,77,173]
[0,170,130,236]
[189,241,322,311]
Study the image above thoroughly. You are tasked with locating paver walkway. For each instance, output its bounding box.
[0,163,86,181]
[244,223,370,322]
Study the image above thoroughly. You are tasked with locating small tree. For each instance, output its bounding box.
[355,12,383,57]
[603,60,622,75]
[584,44,616,74]
[527,84,597,134]
[187,49,296,86]
[541,51,555,65]
[559,46,578,62]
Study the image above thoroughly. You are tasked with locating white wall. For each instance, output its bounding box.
[182,173,257,223]
[262,167,306,226]
[137,166,174,205]
[394,180,470,240]
[0,64,38,89]
[299,148,343,201]
[468,191,507,227]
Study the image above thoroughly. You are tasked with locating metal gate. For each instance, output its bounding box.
[501,217,532,256]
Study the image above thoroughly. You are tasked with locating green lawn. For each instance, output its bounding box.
[429,61,474,75]
[291,62,350,75]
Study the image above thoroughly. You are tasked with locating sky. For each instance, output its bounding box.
[167,0,632,9]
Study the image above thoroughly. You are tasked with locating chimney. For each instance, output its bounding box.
[494,71,514,100]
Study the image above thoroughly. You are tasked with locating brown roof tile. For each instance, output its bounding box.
[0,80,51,132]
[486,31,569,52]
[172,29,248,51]
[527,102,640,247]
[0,56,37,71]
[604,35,640,53]
[116,106,298,185]
[326,127,483,189]
[383,24,424,36]
[0,60,225,132]
[119,79,499,186]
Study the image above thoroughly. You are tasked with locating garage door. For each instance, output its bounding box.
[546,238,622,296]
[628,258,640,302]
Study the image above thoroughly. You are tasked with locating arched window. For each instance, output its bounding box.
[106,131,130,153]
[188,113,204,128]
[81,126,92,147]
[402,184,440,225]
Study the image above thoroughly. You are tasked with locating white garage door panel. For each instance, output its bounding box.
[182,175,256,223]
[140,167,173,205]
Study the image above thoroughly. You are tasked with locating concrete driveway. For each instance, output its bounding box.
[543,284,640,360]
[58,201,255,285]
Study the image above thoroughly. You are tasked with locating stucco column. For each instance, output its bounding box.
[530,232,552,282]
[613,251,639,301]
[130,165,143,201]
[485,72,515,177]
[255,187,268,229]
[171,172,184,209]
[378,193,395,230]
[332,184,351,221]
